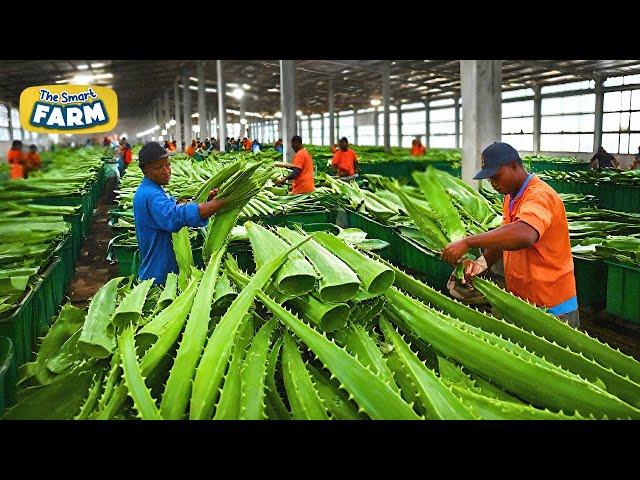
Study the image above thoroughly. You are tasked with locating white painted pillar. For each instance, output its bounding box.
[280,60,297,162]
[217,60,227,152]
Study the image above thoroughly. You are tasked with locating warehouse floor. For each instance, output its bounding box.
[66,176,119,309]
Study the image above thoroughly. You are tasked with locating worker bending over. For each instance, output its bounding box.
[7,140,25,180]
[185,140,197,157]
[441,142,579,328]
[24,144,42,177]
[331,137,359,178]
[410,137,427,156]
[133,142,228,285]
[274,136,315,194]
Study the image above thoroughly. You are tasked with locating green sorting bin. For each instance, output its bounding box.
[285,210,335,226]
[36,256,65,335]
[54,234,75,289]
[597,183,640,213]
[112,244,140,277]
[0,336,17,416]
[573,255,607,311]
[605,260,640,324]
[528,161,589,173]
[344,210,394,258]
[0,282,40,367]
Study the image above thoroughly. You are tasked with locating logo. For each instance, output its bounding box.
[20,85,118,134]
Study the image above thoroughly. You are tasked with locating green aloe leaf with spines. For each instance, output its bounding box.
[111,279,154,329]
[306,363,365,420]
[264,337,292,420]
[282,332,329,420]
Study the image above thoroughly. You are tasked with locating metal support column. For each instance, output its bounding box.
[239,96,246,138]
[383,62,391,152]
[424,101,430,148]
[374,108,379,146]
[353,110,358,145]
[454,95,461,149]
[164,90,170,136]
[328,78,335,147]
[396,104,402,147]
[197,61,208,140]
[182,72,192,144]
[217,60,227,152]
[594,77,604,151]
[280,60,297,162]
[321,114,325,145]
[307,116,313,144]
[533,85,542,154]
[460,60,502,189]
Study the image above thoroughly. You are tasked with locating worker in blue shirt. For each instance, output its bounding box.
[133,142,228,285]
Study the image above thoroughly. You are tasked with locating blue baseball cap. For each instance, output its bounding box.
[473,142,522,180]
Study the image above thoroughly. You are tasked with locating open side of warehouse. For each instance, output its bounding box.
[1,59,639,421]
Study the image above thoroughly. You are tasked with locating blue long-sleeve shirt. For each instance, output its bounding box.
[133,177,208,284]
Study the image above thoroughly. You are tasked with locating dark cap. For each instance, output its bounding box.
[139,141,169,167]
[473,142,521,180]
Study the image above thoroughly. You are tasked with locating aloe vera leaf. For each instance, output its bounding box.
[75,370,105,420]
[277,227,361,303]
[98,277,200,420]
[385,258,640,408]
[173,226,194,290]
[45,329,87,374]
[257,290,420,420]
[96,351,122,413]
[436,356,523,404]
[286,295,350,332]
[281,332,330,420]
[246,221,318,296]
[1,367,96,420]
[313,232,394,295]
[214,316,255,420]
[18,302,85,387]
[211,271,237,314]
[118,325,162,420]
[473,277,640,386]
[264,337,291,420]
[239,319,277,420]
[111,279,154,329]
[136,275,201,349]
[189,234,315,420]
[77,277,124,358]
[385,287,640,419]
[395,189,449,249]
[449,384,587,420]
[379,317,477,420]
[160,249,226,419]
[306,363,364,420]
[155,272,178,312]
[203,208,241,261]
[332,322,400,394]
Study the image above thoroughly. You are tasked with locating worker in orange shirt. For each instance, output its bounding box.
[410,137,427,156]
[24,144,42,178]
[7,140,25,180]
[274,136,314,194]
[331,137,359,178]
[441,142,579,328]
[185,140,196,157]
[243,137,252,151]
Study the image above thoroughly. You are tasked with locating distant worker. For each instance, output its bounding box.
[331,137,359,178]
[274,136,315,194]
[133,142,228,285]
[410,137,427,156]
[274,138,284,153]
[24,144,42,177]
[103,136,110,147]
[632,146,640,170]
[243,137,252,151]
[7,140,25,180]
[185,140,196,157]
[590,146,618,169]
[120,137,133,169]
[252,138,261,153]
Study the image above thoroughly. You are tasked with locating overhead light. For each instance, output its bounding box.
[77,65,89,70]
[154,125,160,130]
[391,61,397,65]
[240,118,247,125]
[275,112,282,118]
[205,88,217,93]
[93,73,113,80]
[296,110,302,116]
[165,123,170,129]
[161,129,167,135]
[71,74,93,84]
[242,84,251,90]
[90,63,105,68]
[190,77,198,82]
[189,86,198,91]
[267,88,279,93]
[55,79,68,84]
[341,69,350,74]
[227,83,239,88]
[232,88,244,100]
[370,99,381,106]
[192,113,199,118]
[169,119,176,126]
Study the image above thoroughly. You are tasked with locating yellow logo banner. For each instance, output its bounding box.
[20,85,118,134]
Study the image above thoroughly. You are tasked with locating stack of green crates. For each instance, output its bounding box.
[605,260,640,324]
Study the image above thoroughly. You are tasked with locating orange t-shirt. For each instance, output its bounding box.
[185,145,195,157]
[25,152,42,171]
[244,139,252,151]
[501,175,576,309]
[331,148,358,176]
[7,149,24,179]
[411,144,426,156]
[291,148,314,194]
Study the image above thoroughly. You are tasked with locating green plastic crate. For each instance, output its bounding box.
[0,282,40,367]
[573,255,607,311]
[112,244,140,277]
[36,257,65,335]
[605,260,640,323]
[598,183,640,213]
[528,161,589,173]
[344,210,394,258]
[0,336,17,416]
